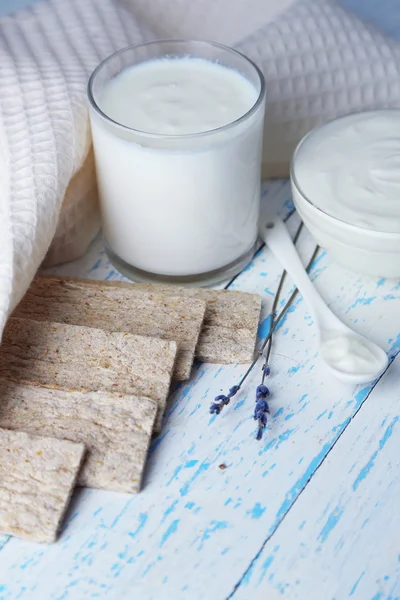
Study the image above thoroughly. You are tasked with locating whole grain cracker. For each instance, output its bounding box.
[32,276,262,363]
[0,318,176,431]
[0,379,157,493]
[14,277,206,380]
[126,284,262,363]
[0,428,85,543]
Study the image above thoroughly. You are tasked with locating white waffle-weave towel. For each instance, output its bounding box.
[0,0,153,337]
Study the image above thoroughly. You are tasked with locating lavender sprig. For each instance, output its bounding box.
[253,315,274,440]
[251,222,302,440]
[208,308,277,418]
[209,220,320,441]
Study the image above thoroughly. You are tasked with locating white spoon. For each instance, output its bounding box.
[260,218,388,384]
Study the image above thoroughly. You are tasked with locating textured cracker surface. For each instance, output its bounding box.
[33,277,262,364]
[178,287,262,364]
[0,318,177,431]
[0,380,157,493]
[0,428,84,543]
[95,281,262,363]
[15,277,206,381]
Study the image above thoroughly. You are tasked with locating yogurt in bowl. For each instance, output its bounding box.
[291,110,400,278]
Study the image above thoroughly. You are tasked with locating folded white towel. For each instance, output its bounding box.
[124,0,298,46]
[0,0,152,335]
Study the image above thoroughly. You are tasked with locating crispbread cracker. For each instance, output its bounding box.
[0,428,84,543]
[0,379,157,493]
[14,277,206,380]
[126,285,262,363]
[131,286,262,363]
[184,288,262,364]
[0,318,176,431]
[33,277,262,363]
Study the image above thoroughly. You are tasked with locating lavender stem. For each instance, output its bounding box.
[210,216,320,418]
[237,235,320,392]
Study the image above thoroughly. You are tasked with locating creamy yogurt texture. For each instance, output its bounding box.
[100,57,258,135]
[293,111,400,233]
[320,333,383,376]
[91,57,264,277]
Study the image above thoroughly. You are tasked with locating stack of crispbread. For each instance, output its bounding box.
[0,276,261,542]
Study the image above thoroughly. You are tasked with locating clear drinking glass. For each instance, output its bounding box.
[88,40,266,286]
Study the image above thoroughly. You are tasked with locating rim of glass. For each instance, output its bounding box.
[290,108,400,236]
[87,39,266,140]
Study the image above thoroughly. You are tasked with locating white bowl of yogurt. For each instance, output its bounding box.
[291,110,400,278]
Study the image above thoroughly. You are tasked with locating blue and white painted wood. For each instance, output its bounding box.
[0,180,399,600]
[233,353,400,600]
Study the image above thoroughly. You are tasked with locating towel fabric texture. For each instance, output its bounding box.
[0,0,399,338]
[0,0,153,337]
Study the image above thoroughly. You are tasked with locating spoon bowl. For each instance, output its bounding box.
[260,218,389,384]
[318,328,389,384]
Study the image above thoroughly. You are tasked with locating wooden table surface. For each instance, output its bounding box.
[0,180,399,599]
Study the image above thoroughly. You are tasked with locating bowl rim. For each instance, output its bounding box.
[290,108,400,237]
[293,183,400,240]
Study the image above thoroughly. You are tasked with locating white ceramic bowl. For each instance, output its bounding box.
[290,118,400,279]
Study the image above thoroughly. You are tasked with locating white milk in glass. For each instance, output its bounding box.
[89,45,265,283]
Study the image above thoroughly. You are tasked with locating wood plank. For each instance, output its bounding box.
[232,354,400,600]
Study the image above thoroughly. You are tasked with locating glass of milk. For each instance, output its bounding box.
[88,40,266,285]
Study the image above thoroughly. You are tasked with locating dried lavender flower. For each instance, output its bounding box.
[209,385,240,415]
[256,384,270,398]
[208,220,319,442]
[263,365,271,377]
[254,372,271,440]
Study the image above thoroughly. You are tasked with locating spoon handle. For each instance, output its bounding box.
[260,218,340,330]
